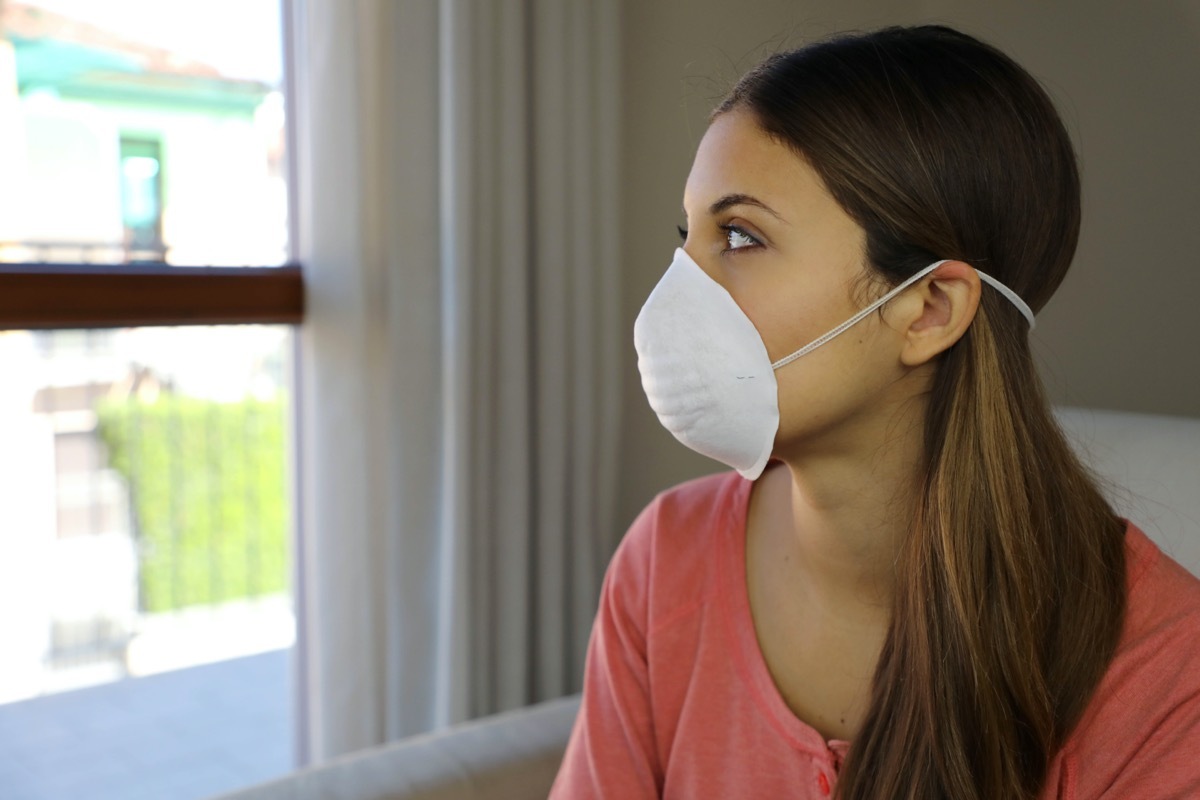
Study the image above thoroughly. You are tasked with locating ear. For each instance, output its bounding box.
[896,261,981,367]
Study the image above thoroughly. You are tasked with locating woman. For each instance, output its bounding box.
[550,24,1200,800]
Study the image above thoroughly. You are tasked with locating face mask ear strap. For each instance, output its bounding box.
[770,261,944,370]
[977,271,1036,329]
[769,259,1036,371]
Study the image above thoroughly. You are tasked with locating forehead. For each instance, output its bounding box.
[683,110,834,222]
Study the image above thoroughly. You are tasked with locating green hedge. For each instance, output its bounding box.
[97,396,289,613]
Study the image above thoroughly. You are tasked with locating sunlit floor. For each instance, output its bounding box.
[0,649,292,800]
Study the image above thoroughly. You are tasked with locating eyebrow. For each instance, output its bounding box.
[706,193,786,222]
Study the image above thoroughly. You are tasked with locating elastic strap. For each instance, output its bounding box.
[978,271,1037,329]
[770,260,1036,371]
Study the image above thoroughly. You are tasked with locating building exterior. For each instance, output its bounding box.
[0,0,286,266]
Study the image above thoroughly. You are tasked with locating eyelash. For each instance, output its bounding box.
[674,224,762,252]
[719,224,762,252]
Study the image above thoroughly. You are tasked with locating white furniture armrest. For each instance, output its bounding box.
[210,694,580,800]
[1056,406,1200,576]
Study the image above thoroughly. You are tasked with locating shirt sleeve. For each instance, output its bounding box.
[549,500,662,799]
[1093,688,1200,799]
[1073,545,1200,800]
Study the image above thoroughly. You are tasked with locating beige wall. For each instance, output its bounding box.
[616,0,1200,529]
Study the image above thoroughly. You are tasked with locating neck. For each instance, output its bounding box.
[770,394,928,625]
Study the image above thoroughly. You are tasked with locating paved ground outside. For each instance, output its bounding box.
[0,649,293,800]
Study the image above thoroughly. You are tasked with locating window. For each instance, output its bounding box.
[118,137,165,260]
[0,1,303,796]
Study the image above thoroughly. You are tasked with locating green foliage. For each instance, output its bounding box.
[97,396,289,613]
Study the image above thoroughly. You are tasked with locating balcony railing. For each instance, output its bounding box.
[0,239,169,265]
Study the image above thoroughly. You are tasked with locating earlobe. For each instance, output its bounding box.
[899,261,981,367]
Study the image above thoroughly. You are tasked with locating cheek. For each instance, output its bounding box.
[725,259,863,364]
[771,324,901,445]
[774,344,861,434]
[739,288,834,364]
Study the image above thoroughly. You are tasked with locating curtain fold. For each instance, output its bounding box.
[292,0,621,763]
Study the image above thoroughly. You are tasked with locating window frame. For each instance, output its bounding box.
[0,262,304,329]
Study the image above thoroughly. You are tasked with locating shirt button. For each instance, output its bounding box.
[817,772,831,796]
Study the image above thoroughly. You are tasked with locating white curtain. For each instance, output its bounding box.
[289,0,621,764]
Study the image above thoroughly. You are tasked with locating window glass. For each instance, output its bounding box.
[0,2,296,796]
[0,324,296,794]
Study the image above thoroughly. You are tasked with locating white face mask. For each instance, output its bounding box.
[633,247,1035,480]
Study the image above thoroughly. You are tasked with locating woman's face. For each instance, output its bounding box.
[680,109,920,456]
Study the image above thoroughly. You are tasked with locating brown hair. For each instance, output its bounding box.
[718,25,1126,800]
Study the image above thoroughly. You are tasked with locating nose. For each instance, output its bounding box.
[679,246,725,288]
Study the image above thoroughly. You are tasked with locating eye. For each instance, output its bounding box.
[720,224,761,252]
[676,225,688,243]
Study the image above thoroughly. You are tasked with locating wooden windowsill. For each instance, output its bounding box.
[0,263,305,329]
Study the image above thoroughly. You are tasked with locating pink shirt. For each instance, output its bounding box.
[550,471,1200,799]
